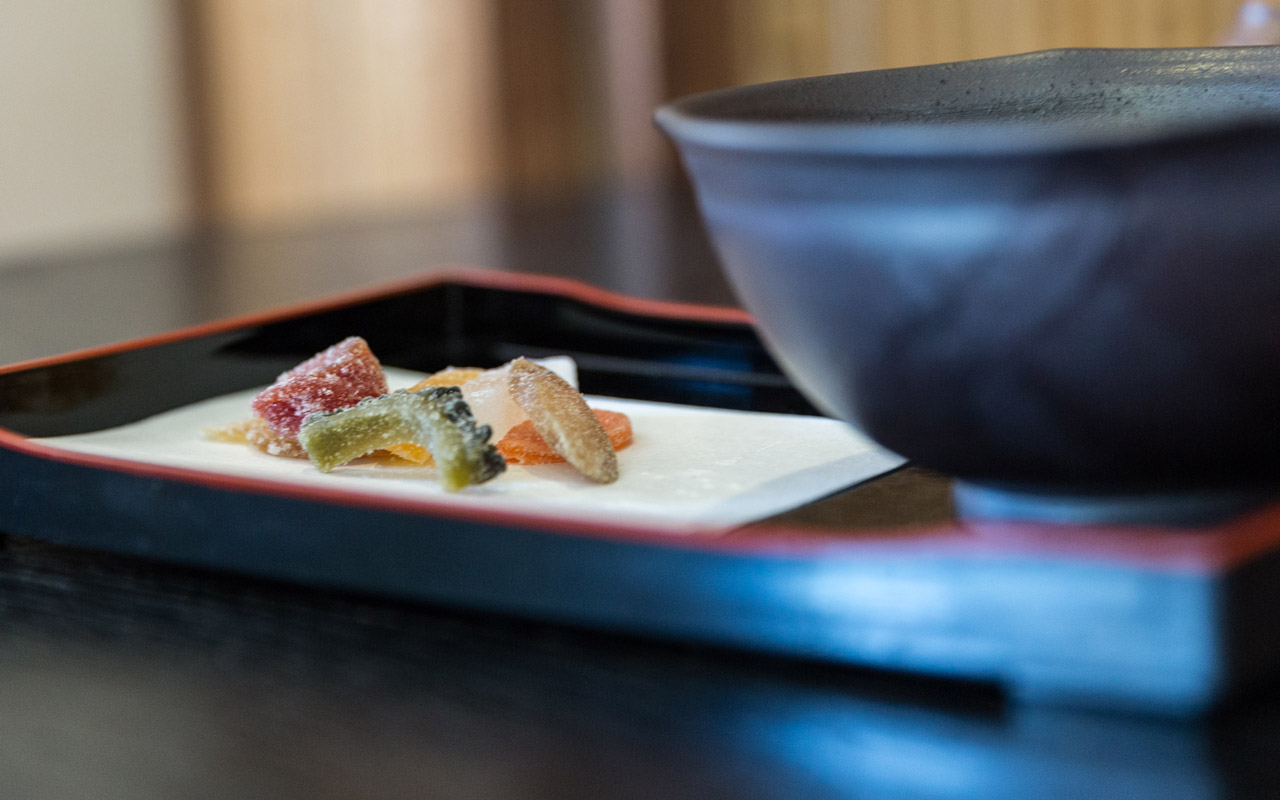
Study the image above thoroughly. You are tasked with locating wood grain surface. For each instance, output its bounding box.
[190,0,499,226]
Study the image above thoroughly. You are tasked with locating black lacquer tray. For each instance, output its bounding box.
[3,269,1280,716]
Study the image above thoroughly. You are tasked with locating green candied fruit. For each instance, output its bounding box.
[298,387,506,491]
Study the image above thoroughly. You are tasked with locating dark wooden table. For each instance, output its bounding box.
[3,180,1280,799]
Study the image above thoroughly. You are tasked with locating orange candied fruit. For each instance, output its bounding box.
[497,409,631,466]
[407,367,486,392]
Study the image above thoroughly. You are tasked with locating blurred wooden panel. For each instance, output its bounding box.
[193,0,498,227]
[495,0,678,192]
[825,0,882,73]
[661,0,740,98]
[730,0,833,84]
[663,0,834,95]
[877,0,930,69]
[491,0,609,192]
[183,0,1256,229]
[598,0,668,181]
[875,0,1244,69]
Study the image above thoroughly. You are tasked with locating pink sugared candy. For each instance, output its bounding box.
[251,336,389,438]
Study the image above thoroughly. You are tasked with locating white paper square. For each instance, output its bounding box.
[34,369,904,532]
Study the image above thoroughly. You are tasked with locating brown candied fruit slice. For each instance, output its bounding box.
[497,409,631,465]
[250,336,388,438]
[506,358,618,483]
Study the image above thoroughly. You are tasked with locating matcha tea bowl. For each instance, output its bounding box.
[657,46,1280,523]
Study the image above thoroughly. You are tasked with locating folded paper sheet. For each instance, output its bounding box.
[35,369,904,532]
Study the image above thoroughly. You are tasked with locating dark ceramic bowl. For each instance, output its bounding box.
[657,47,1280,518]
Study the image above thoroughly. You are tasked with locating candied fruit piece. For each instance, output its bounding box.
[251,337,388,438]
[498,409,631,465]
[298,387,506,491]
[205,417,307,458]
[506,359,618,483]
[275,336,377,382]
[384,442,433,466]
[460,364,528,441]
[407,366,486,392]
[387,366,486,464]
[423,358,582,444]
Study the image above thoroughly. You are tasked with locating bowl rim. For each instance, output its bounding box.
[654,46,1280,158]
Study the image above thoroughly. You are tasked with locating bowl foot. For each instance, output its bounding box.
[952,482,1278,526]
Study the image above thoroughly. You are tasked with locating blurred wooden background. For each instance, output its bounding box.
[184,0,1246,228]
[0,0,1256,259]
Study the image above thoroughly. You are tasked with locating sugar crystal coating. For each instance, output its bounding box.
[298,387,506,491]
[251,337,388,438]
[205,417,307,458]
[460,364,528,441]
[498,409,631,465]
[407,366,486,391]
[387,365,487,465]
[506,359,618,483]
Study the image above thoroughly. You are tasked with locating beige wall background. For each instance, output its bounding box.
[0,0,1254,264]
[0,0,189,261]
